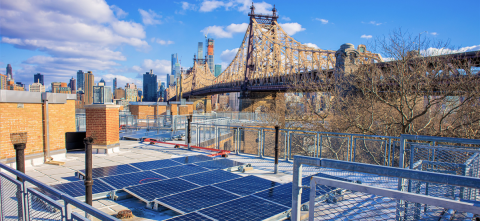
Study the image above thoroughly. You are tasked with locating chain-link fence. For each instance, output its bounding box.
[0,173,23,221]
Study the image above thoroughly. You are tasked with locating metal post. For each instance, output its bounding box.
[274,126,279,174]
[14,143,26,182]
[83,137,94,206]
[187,115,192,150]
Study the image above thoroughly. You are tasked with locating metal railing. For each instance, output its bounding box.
[0,163,119,221]
[75,114,86,132]
[291,155,480,221]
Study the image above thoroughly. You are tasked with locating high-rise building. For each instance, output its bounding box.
[137,88,143,100]
[29,82,45,92]
[207,38,215,75]
[158,82,165,101]
[169,75,175,86]
[175,63,181,83]
[84,71,94,105]
[93,84,112,104]
[0,74,7,90]
[125,83,138,102]
[171,53,178,78]
[34,73,44,85]
[114,88,125,100]
[16,82,25,89]
[215,64,222,77]
[99,78,106,86]
[76,70,84,91]
[6,64,12,80]
[166,74,170,87]
[143,70,158,102]
[197,42,203,59]
[113,78,117,92]
[68,77,76,93]
[51,82,61,93]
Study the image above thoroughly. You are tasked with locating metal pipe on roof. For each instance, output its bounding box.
[42,92,51,162]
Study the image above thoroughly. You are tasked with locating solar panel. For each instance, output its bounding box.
[179,170,242,186]
[100,171,167,189]
[123,178,200,202]
[170,155,213,164]
[213,175,279,196]
[164,212,214,221]
[152,164,210,178]
[130,159,183,170]
[197,195,289,221]
[51,179,114,197]
[79,164,140,178]
[254,173,349,207]
[155,186,239,214]
[193,158,244,170]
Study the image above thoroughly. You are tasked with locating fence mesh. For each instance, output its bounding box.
[320,135,350,162]
[262,130,286,159]
[311,183,478,221]
[238,128,260,156]
[0,173,24,221]
[289,132,316,160]
[27,188,63,221]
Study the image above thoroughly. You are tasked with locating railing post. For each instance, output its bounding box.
[21,180,29,221]
[309,178,316,221]
[274,126,279,174]
[187,115,192,150]
[83,137,94,206]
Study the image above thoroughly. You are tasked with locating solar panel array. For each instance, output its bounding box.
[50,179,114,198]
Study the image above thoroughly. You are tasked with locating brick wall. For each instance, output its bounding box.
[85,105,119,146]
[155,105,167,115]
[0,100,75,160]
[170,104,178,115]
[179,105,188,115]
[130,105,155,119]
[186,104,194,115]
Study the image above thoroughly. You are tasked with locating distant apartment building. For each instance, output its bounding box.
[6,64,12,80]
[198,42,203,59]
[51,82,71,94]
[16,82,25,89]
[7,80,24,91]
[113,78,117,94]
[76,70,84,91]
[34,73,44,85]
[29,81,45,92]
[68,77,76,93]
[143,70,157,102]
[215,64,222,77]
[0,74,6,90]
[125,83,138,102]
[51,82,61,93]
[207,38,215,74]
[93,85,112,104]
[84,71,94,105]
[114,88,125,100]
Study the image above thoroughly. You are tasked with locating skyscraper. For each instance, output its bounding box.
[166,74,170,87]
[6,64,12,80]
[84,71,94,105]
[34,73,44,85]
[0,74,6,90]
[175,63,181,83]
[143,69,158,102]
[68,77,76,93]
[215,64,222,77]
[171,53,178,79]
[113,77,117,91]
[76,70,84,91]
[99,78,106,86]
[197,42,203,59]
[207,38,214,75]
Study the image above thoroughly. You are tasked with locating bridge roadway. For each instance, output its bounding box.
[173,51,480,100]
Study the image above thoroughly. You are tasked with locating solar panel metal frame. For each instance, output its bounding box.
[170,155,214,164]
[193,158,245,171]
[50,178,115,199]
[154,185,240,214]
[76,164,141,179]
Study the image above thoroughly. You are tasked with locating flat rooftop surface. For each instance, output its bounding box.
[1,140,398,220]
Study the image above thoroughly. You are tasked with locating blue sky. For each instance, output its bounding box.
[1,0,479,90]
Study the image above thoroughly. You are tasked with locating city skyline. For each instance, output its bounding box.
[0,0,479,90]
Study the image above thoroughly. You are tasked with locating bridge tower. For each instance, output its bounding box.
[239,3,284,120]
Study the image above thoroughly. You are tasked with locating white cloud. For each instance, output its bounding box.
[424,45,480,56]
[110,5,128,19]
[361,34,373,39]
[141,59,172,75]
[138,9,162,25]
[279,23,306,36]
[97,74,142,88]
[220,48,239,62]
[315,18,328,24]
[304,43,319,49]
[281,16,291,21]
[182,2,196,10]
[0,0,148,87]
[364,21,382,26]
[201,23,248,38]
[199,0,225,12]
[430,32,438,36]
[151,38,174,45]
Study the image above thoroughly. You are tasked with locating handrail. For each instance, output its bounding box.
[0,162,119,221]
